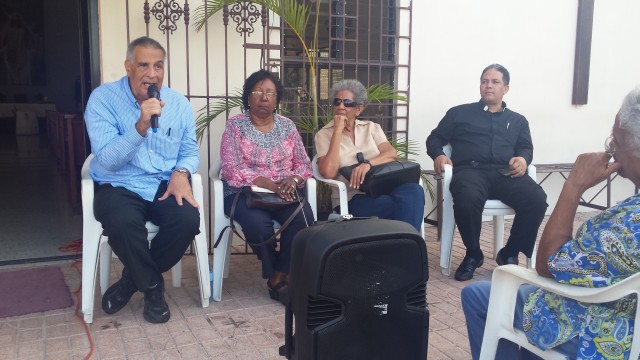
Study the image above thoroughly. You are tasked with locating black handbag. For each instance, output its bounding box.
[242,186,303,209]
[339,160,421,197]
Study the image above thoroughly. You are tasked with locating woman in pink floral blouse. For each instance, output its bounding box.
[220,69,313,305]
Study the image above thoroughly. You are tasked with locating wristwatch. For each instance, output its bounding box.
[363,160,372,168]
[173,167,191,179]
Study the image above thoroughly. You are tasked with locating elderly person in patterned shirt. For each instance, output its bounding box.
[220,69,313,305]
[461,87,640,360]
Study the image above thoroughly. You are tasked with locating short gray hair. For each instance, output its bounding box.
[618,88,640,157]
[126,36,166,62]
[329,79,368,105]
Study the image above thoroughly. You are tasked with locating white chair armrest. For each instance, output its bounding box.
[209,164,227,235]
[527,164,536,182]
[191,173,203,202]
[305,177,317,222]
[312,155,350,215]
[481,265,640,360]
[494,265,640,303]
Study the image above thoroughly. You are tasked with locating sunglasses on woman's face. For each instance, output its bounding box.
[332,98,358,108]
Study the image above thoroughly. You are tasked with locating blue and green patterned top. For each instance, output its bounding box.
[523,194,640,360]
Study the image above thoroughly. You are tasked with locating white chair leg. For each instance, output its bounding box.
[527,240,538,269]
[439,222,456,277]
[81,232,102,324]
[190,173,210,307]
[493,216,505,260]
[479,269,525,360]
[171,261,182,287]
[193,233,211,307]
[223,232,232,278]
[99,240,112,295]
[212,227,231,302]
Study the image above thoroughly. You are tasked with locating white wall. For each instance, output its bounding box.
[409,0,640,213]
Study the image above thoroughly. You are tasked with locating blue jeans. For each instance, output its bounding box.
[347,182,425,233]
[461,281,578,360]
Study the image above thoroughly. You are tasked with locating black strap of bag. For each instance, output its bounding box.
[213,190,306,249]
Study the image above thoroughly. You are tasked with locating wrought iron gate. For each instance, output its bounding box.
[104,0,413,250]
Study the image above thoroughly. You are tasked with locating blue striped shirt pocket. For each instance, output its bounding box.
[148,127,184,169]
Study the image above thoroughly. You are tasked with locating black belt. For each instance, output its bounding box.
[457,161,504,169]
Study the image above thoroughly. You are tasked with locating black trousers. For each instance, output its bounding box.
[224,192,313,279]
[94,181,200,291]
[450,167,548,258]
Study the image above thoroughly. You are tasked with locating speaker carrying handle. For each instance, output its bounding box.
[312,214,378,226]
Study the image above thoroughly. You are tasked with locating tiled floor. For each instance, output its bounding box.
[0,212,595,360]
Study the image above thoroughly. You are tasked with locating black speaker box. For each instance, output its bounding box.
[282,218,429,360]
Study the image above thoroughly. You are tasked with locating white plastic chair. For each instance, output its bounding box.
[311,155,426,238]
[209,160,317,302]
[439,145,537,276]
[81,154,210,324]
[480,265,640,360]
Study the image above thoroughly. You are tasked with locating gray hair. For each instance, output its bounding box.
[329,79,368,105]
[618,88,640,157]
[126,36,166,62]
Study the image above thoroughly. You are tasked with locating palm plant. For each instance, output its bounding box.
[194,0,322,130]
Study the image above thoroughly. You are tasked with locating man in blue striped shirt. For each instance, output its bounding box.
[84,36,200,324]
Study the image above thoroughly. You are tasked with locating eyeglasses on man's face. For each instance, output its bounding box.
[251,91,277,99]
[332,98,358,108]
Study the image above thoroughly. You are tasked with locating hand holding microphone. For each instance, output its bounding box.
[147,84,161,133]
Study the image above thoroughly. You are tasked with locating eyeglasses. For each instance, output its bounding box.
[251,91,277,99]
[332,98,358,108]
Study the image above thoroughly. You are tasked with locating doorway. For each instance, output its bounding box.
[0,0,97,265]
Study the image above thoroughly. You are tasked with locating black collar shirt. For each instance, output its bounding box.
[426,100,534,167]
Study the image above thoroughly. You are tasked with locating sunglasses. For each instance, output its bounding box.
[332,98,359,108]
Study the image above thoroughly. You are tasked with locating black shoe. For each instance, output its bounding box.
[143,276,170,324]
[454,255,484,281]
[496,248,519,266]
[102,268,137,315]
[267,280,289,306]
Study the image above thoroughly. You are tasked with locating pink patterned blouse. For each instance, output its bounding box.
[220,111,312,197]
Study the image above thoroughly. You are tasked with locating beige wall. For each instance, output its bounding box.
[409,0,640,213]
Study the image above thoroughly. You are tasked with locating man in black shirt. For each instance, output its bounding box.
[426,64,548,281]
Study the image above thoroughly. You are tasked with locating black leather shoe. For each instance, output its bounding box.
[454,255,484,281]
[102,268,138,315]
[143,275,170,324]
[267,280,289,306]
[496,248,519,266]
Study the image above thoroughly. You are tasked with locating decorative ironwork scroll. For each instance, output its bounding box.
[143,0,189,34]
[229,1,261,36]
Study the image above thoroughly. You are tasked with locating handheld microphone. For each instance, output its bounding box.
[147,84,161,133]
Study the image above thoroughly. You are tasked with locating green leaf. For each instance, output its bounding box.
[195,89,244,142]
[367,83,407,103]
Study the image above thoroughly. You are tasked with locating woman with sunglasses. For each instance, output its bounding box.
[315,79,425,232]
[220,69,314,305]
